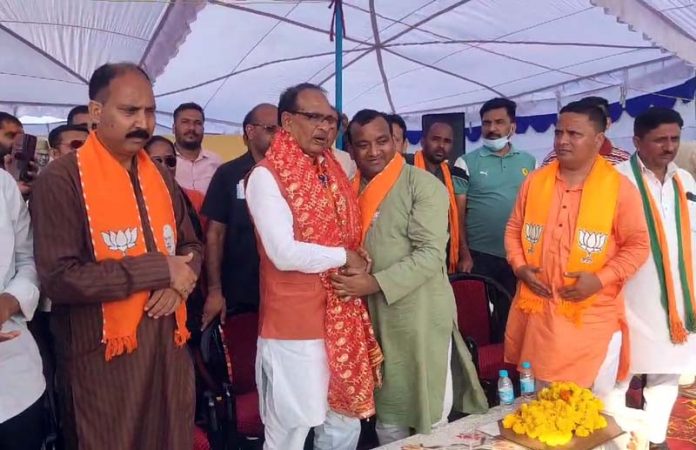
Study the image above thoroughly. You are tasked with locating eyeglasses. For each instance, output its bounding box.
[249,123,279,133]
[290,111,339,128]
[152,155,177,168]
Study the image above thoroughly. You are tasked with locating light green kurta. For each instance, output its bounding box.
[364,165,488,434]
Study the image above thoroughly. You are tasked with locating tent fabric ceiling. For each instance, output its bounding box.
[1,0,694,135]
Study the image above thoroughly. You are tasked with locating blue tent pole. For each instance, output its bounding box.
[335,2,344,149]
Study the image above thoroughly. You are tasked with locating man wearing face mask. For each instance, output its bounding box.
[406,120,468,274]
[173,102,222,195]
[30,62,203,450]
[454,98,536,298]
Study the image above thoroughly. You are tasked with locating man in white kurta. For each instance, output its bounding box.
[613,107,696,448]
[246,84,374,450]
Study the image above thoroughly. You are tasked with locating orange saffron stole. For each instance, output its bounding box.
[413,151,460,273]
[519,158,620,324]
[352,153,405,245]
[77,133,190,361]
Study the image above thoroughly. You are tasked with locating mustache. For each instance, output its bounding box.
[126,129,150,140]
[485,133,502,139]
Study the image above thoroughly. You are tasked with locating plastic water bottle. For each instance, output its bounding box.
[520,361,536,399]
[498,370,514,406]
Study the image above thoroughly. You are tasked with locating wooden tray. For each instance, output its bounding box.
[498,414,624,450]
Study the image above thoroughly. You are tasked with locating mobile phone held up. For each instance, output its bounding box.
[13,133,37,182]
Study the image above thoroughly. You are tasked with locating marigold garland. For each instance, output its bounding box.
[502,382,608,447]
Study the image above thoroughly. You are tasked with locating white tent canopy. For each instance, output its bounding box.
[1,0,694,135]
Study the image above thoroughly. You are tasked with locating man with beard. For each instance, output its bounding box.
[335,109,487,444]
[173,102,222,195]
[0,111,46,450]
[246,83,382,449]
[610,108,696,449]
[0,113,37,197]
[30,62,203,450]
[454,98,535,297]
[405,121,468,273]
[201,103,278,326]
[0,113,22,168]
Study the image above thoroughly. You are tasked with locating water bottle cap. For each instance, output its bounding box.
[522,362,531,369]
[499,370,509,377]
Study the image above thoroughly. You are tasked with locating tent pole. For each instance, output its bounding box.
[335,2,344,149]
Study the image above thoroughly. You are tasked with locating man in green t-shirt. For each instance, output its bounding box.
[454,98,536,299]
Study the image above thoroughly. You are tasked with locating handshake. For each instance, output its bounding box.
[332,248,380,299]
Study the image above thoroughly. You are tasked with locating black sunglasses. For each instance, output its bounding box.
[67,139,85,150]
[152,155,177,168]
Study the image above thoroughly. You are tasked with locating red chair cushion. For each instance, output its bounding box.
[221,313,259,393]
[476,343,518,381]
[193,426,210,450]
[236,390,264,437]
[451,279,492,346]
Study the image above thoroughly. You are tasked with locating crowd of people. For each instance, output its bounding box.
[0,61,694,450]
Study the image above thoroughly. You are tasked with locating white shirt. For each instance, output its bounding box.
[245,165,347,427]
[616,158,696,374]
[0,169,44,423]
[245,166,347,272]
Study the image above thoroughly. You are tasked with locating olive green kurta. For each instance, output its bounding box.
[364,164,488,433]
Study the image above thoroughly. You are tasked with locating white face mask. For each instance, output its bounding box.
[482,135,510,151]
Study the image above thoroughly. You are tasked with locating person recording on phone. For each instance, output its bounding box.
[0,111,47,450]
[0,112,39,198]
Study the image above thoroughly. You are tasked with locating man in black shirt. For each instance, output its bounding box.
[200,103,278,327]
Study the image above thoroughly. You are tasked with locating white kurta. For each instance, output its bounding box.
[245,166,350,430]
[616,159,696,374]
[0,170,44,423]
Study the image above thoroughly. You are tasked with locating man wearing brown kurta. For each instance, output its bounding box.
[31,63,202,450]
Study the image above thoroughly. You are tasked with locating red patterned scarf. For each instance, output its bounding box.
[265,129,383,418]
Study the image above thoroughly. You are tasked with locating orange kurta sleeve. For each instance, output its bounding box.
[505,176,531,273]
[596,177,650,287]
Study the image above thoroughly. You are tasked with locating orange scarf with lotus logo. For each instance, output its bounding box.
[264,129,383,418]
[519,158,619,324]
[77,133,189,361]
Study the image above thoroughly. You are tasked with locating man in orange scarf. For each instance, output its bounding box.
[504,101,649,399]
[245,83,382,450]
[333,110,487,445]
[30,63,203,450]
[405,120,467,273]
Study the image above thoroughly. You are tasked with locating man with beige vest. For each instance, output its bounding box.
[246,83,383,450]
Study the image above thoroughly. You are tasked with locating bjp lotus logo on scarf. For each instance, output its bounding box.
[578,230,607,264]
[525,223,543,254]
[101,228,138,255]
